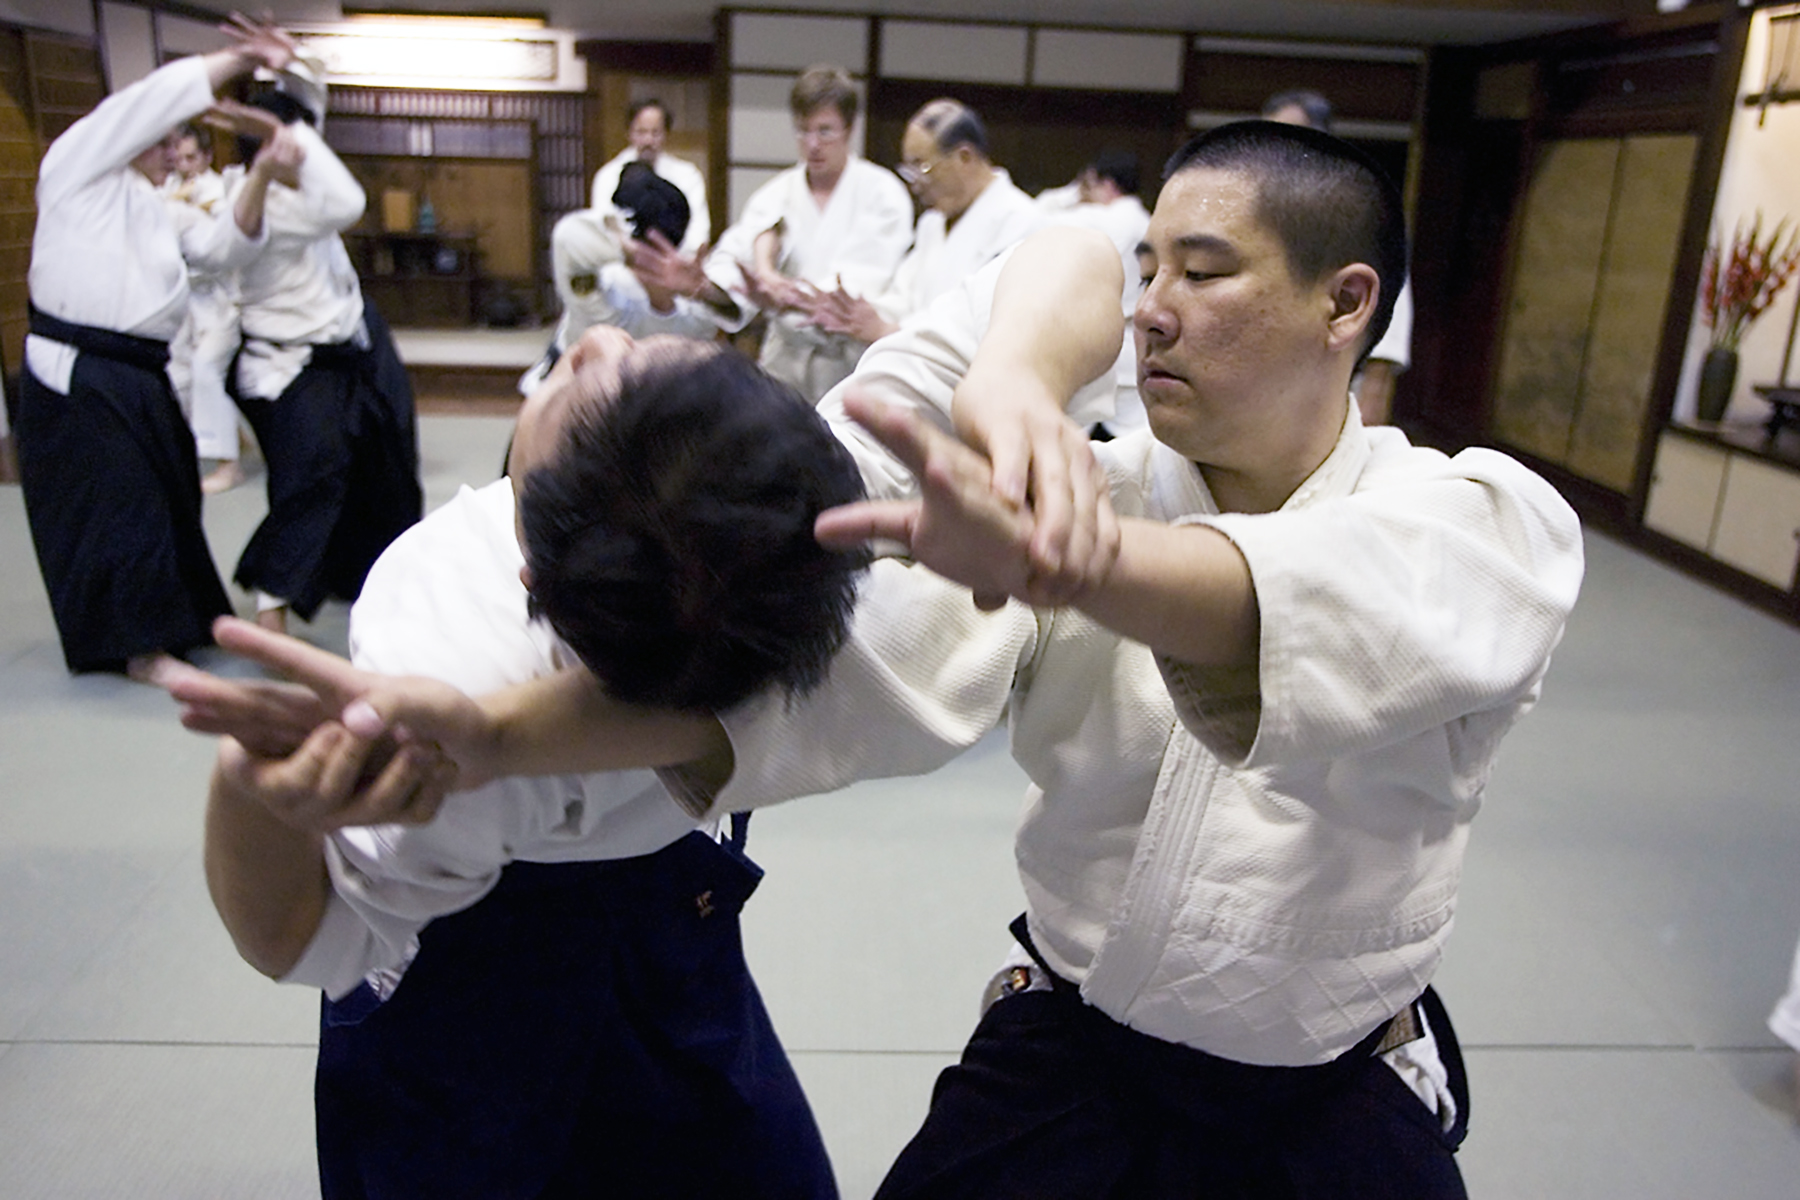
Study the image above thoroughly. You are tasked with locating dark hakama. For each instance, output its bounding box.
[314,826,838,1200]
[232,303,420,620]
[16,309,231,672]
[874,925,1470,1200]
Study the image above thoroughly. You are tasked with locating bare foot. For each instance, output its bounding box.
[125,651,186,687]
[256,606,289,636]
[201,460,248,494]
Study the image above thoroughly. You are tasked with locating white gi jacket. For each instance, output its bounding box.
[286,480,701,1001]
[870,170,1044,326]
[26,55,265,395]
[229,122,367,400]
[707,157,912,401]
[519,208,723,393]
[590,148,711,254]
[676,265,1585,1069]
[165,170,243,455]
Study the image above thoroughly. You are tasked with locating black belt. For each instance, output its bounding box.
[28,305,169,370]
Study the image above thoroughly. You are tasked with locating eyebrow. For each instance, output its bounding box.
[1136,232,1235,259]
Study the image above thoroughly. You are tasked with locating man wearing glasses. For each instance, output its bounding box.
[637,65,911,403]
[809,99,1044,348]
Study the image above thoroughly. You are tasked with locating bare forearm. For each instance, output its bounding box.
[959,226,1123,415]
[203,762,330,979]
[233,168,274,238]
[202,47,258,92]
[480,668,730,779]
[1075,518,1260,668]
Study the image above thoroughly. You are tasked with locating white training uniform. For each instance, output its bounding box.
[660,259,1581,1137]
[870,169,1045,328]
[227,120,367,402]
[707,157,912,402]
[519,207,725,394]
[26,54,265,395]
[164,168,243,459]
[287,479,702,1001]
[591,148,711,254]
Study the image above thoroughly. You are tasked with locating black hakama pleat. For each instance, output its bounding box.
[16,350,231,672]
[232,304,421,619]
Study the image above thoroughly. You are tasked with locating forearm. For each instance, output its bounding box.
[232,168,274,239]
[955,226,1123,423]
[1075,518,1260,668]
[202,47,259,92]
[479,668,729,779]
[203,761,330,979]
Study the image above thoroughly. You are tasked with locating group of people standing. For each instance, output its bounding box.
[17,16,419,681]
[545,65,1171,441]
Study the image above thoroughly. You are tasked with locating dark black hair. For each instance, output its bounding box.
[628,97,669,126]
[236,88,315,162]
[1260,89,1335,132]
[1163,120,1406,360]
[612,161,691,246]
[914,98,988,157]
[175,122,211,152]
[1088,148,1139,197]
[520,345,870,713]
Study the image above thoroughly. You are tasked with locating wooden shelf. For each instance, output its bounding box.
[345,231,479,327]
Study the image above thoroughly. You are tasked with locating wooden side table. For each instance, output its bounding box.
[344,231,479,327]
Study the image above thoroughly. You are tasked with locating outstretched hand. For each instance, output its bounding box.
[950,369,1116,606]
[817,390,1116,609]
[170,617,502,789]
[214,720,458,835]
[220,12,298,73]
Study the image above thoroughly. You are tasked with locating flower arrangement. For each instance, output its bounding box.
[1699,213,1800,351]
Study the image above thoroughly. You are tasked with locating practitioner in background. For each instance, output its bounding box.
[164,122,247,494]
[16,17,299,680]
[1262,88,1413,425]
[808,98,1043,345]
[226,53,422,637]
[1044,149,1153,436]
[589,97,710,255]
[519,164,722,396]
[636,65,912,403]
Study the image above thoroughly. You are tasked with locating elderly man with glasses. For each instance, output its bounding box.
[810,98,1044,349]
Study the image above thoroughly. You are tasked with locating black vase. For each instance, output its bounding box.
[1696,345,1738,423]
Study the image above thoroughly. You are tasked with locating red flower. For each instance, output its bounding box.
[1701,212,1800,351]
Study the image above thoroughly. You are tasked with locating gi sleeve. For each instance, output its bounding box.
[1167,446,1584,770]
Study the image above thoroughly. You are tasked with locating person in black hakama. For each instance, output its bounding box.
[225,68,421,636]
[16,18,302,679]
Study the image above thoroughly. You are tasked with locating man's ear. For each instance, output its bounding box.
[1324,264,1379,352]
[519,564,534,593]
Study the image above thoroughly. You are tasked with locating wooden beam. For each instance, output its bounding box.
[1314,0,1654,15]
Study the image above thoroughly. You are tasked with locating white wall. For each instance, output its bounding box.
[0,0,94,37]
[1673,5,1800,422]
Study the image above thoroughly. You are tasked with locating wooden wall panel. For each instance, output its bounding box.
[1566,133,1696,491]
[1489,138,1618,463]
[342,156,536,281]
[0,27,36,381]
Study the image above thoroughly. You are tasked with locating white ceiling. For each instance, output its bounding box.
[257,0,1657,47]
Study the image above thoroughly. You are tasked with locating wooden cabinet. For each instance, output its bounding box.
[1712,456,1800,590]
[344,231,478,328]
[1644,433,1728,549]
[1644,427,1800,596]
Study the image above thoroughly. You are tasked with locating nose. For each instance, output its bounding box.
[1133,270,1174,345]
